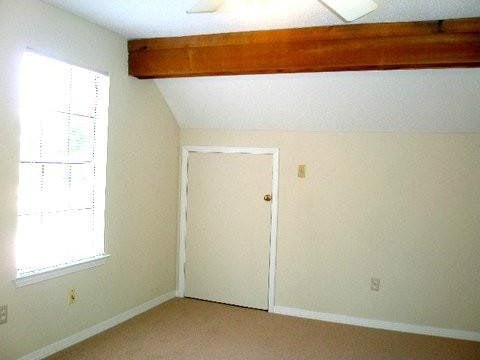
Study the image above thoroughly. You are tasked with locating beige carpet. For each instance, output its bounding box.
[48,298,480,360]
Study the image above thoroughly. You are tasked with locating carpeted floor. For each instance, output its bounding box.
[48,298,480,360]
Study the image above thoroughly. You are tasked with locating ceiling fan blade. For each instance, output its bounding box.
[320,0,377,22]
[187,0,224,14]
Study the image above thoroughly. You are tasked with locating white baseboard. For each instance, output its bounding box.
[17,294,479,360]
[272,306,480,342]
[18,290,177,360]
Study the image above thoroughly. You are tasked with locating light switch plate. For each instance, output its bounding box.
[0,305,7,325]
[298,165,306,178]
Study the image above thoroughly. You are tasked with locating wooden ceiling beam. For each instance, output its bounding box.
[128,18,480,79]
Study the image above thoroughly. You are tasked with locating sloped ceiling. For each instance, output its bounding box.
[42,0,480,38]
[155,69,480,132]
[41,0,480,132]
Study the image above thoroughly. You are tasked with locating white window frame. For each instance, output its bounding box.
[15,49,111,287]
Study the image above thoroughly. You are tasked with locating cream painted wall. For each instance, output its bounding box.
[181,129,480,333]
[0,1,179,359]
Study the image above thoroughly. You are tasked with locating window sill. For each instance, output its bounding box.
[15,254,111,287]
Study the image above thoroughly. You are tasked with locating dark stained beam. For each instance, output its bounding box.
[128,18,480,79]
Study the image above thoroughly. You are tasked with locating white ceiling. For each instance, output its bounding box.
[41,0,480,132]
[42,0,480,38]
[155,69,480,132]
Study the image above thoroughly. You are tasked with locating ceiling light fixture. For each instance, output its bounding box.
[187,0,378,22]
[187,0,224,13]
[320,0,378,22]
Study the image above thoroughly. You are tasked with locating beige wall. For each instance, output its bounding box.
[1,2,478,357]
[181,129,480,333]
[0,1,179,359]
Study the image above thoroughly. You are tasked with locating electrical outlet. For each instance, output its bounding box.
[0,305,7,325]
[68,289,77,305]
[370,278,381,291]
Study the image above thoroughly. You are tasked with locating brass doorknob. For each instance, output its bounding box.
[264,194,272,202]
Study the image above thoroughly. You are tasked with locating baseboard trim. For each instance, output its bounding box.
[272,306,480,342]
[18,290,177,360]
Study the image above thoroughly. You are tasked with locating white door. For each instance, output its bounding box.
[185,152,273,310]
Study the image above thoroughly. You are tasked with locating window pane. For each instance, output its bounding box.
[18,113,42,161]
[16,214,42,271]
[40,112,68,162]
[69,164,95,209]
[20,112,94,163]
[68,115,94,162]
[16,210,95,273]
[21,52,71,114]
[17,50,108,275]
[71,67,98,117]
[42,164,72,212]
[17,163,42,215]
[18,163,94,215]
[42,209,95,260]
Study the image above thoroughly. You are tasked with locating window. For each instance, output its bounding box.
[16,51,110,281]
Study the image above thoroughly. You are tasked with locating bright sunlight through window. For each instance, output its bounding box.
[16,51,109,278]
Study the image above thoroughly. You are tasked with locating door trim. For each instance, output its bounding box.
[178,146,279,311]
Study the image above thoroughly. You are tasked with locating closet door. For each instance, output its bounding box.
[185,152,273,310]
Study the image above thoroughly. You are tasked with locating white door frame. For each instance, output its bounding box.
[178,146,279,311]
